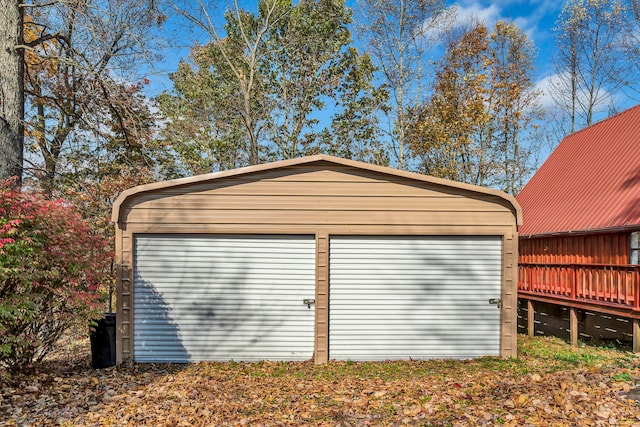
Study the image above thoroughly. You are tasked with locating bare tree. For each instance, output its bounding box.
[355,0,454,170]
[619,0,640,98]
[22,0,164,195]
[550,0,629,134]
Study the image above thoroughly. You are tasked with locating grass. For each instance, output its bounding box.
[518,334,639,371]
[36,331,639,381]
[181,335,640,384]
[293,334,640,382]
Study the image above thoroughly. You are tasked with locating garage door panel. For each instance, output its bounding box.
[330,293,497,299]
[134,234,315,363]
[329,236,502,361]
[134,289,310,298]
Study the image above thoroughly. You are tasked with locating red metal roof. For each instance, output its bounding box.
[517,104,640,237]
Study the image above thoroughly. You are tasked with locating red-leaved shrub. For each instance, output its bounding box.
[0,179,112,371]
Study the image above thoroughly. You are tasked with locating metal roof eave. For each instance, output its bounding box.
[519,224,640,239]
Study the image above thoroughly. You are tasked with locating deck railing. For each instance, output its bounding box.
[518,262,640,312]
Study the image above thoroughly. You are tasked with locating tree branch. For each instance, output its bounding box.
[19,2,59,8]
[18,32,69,49]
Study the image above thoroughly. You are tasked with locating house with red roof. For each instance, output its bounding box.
[516,104,640,350]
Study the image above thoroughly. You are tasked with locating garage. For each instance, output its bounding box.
[112,154,521,364]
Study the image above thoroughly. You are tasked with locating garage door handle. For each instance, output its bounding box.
[303,299,315,308]
[489,298,501,308]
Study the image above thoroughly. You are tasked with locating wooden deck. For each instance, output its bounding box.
[518,262,640,351]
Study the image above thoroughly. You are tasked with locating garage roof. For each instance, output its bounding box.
[517,104,640,237]
[112,154,521,225]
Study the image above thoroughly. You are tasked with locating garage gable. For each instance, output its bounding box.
[113,155,521,229]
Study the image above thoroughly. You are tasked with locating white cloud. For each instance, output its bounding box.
[534,71,618,120]
[451,0,560,51]
[534,73,559,112]
[453,2,502,26]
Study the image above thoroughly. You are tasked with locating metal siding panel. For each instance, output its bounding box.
[127,209,511,227]
[129,195,501,211]
[134,235,316,362]
[329,236,502,360]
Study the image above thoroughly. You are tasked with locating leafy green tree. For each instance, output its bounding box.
[320,48,389,164]
[264,0,353,159]
[168,0,286,166]
[161,0,387,171]
[157,53,249,176]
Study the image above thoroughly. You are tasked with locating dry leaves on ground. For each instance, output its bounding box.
[2,336,640,426]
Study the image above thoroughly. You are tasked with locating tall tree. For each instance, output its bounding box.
[355,0,453,169]
[550,0,628,133]
[489,21,542,194]
[264,0,354,159]
[409,20,542,194]
[156,52,248,176]
[0,0,24,184]
[620,0,640,96]
[161,0,387,171]
[409,23,492,184]
[172,0,286,165]
[320,48,389,164]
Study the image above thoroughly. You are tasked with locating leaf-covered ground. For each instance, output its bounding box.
[2,336,640,426]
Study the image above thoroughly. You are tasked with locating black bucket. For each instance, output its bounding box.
[90,313,116,369]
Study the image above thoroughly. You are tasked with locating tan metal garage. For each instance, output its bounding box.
[112,155,521,364]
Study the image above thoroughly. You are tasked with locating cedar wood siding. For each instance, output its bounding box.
[113,156,521,364]
[520,232,631,265]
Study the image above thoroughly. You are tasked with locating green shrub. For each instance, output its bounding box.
[0,179,112,371]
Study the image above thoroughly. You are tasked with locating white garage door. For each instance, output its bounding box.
[329,236,502,360]
[134,235,316,362]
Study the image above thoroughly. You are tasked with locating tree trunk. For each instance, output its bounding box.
[0,0,24,185]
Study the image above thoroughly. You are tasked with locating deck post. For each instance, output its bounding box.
[569,307,578,347]
[633,319,640,353]
[527,299,535,336]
